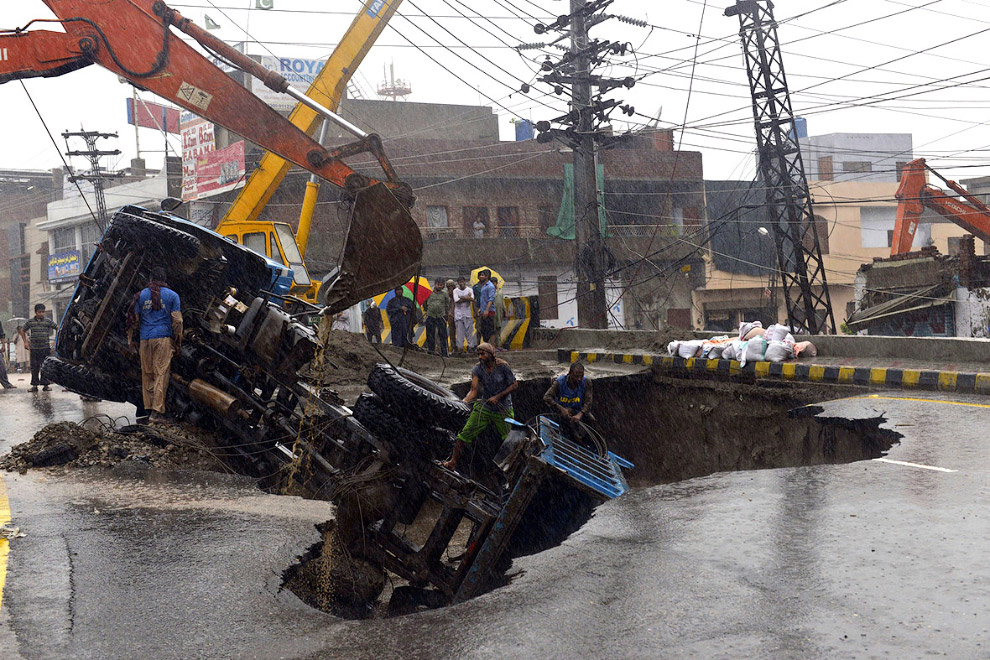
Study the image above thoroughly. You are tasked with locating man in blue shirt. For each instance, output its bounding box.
[128,267,182,422]
[543,361,595,443]
[476,269,496,343]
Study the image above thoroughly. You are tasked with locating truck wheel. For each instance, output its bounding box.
[352,392,454,461]
[42,356,128,402]
[103,213,200,261]
[367,363,470,431]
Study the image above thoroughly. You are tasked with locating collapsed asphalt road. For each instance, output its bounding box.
[2,378,988,658]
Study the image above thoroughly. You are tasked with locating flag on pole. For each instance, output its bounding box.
[204,14,221,30]
[256,0,273,8]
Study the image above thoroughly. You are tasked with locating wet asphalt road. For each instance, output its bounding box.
[1,387,988,659]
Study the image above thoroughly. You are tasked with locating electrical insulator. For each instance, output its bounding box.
[614,14,647,28]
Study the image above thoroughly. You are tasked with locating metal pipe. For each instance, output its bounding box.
[284,87,367,139]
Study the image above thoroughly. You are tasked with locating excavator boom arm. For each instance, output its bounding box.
[892,158,990,254]
[6,0,404,198]
[221,0,404,225]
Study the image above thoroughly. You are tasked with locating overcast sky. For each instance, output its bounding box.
[5,0,990,183]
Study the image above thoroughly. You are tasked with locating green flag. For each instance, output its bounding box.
[255,0,273,9]
[204,14,221,30]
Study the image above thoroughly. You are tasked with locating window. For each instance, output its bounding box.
[842,161,873,174]
[426,205,449,229]
[886,230,894,248]
[51,226,75,253]
[818,156,834,181]
[463,207,489,237]
[274,223,310,286]
[497,206,520,237]
[79,221,101,263]
[948,236,963,256]
[243,232,267,257]
[538,205,555,232]
[538,275,558,320]
[895,161,909,181]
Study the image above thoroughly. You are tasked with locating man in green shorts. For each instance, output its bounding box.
[443,342,518,473]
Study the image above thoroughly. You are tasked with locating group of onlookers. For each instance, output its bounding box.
[361,269,505,356]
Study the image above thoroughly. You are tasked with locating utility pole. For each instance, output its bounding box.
[62,130,124,231]
[570,0,607,328]
[529,1,643,329]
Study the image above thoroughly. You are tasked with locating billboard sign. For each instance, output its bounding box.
[126,98,180,133]
[190,141,246,200]
[250,56,326,112]
[48,250,81,283]
[181,111,215,201]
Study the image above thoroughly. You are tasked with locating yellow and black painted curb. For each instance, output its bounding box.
[0,475,10,611]
[558,349,990,396]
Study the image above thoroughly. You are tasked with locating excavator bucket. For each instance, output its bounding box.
[320,183,423,314]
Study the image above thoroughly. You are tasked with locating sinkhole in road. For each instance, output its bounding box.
[284,372,900,618]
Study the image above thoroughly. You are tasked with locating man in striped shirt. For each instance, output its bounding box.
[19,304,58,392]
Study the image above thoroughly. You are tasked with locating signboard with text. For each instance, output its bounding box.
[180,111,215,201]
[250,56,325,112]
[48,250,80,283]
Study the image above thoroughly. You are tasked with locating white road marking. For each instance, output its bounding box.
[873,458,957,473]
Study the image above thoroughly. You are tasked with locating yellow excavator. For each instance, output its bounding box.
[215,0,404,304]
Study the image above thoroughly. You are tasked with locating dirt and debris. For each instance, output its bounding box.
[0,419,227,474]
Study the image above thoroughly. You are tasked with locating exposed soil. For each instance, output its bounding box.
[0,419,227,474]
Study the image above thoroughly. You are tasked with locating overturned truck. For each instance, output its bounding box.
[45,206,631,610]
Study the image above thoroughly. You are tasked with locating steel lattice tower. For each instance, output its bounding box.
[725,0,835,334]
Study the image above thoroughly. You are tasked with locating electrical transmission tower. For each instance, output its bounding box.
[529,0,642,329]
[62,130,124,231]
[725,0,836,335]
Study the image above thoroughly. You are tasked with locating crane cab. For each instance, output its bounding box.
[221,221,318,302]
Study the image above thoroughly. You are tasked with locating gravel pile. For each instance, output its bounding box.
[0,420,226,474]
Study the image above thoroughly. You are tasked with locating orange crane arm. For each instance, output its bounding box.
[1,0,411,204]
[892,158,990,255]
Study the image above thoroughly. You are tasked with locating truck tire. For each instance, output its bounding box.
[42,356,128,402]
[367,363,470,431]
[103,213,201,261]
[352,392,454,461]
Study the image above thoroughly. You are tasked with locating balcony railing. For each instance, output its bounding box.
[421,223,681,240]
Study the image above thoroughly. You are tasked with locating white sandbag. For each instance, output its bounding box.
[721,339,745,361]
[738,320,762,340]
[764,340,794,363]
[739,337,768,367]
[763,324,791,343]
[677,340,705,359]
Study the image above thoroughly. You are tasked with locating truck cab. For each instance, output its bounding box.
[220,221,317,302]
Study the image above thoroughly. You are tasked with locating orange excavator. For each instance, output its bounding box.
[0,0,422,312]
[891,158,990,255]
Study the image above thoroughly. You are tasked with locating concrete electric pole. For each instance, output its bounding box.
[531,1,642,329]
[569,0,608,328]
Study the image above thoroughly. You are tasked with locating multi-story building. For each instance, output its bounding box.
[696,132,919,331]
[191,99,707,330]
[0,169,59,321]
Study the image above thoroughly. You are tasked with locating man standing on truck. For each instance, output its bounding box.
[20,304,58,392]
[443,342,518,473]
[424,278,450,356]
[129,267,182,423]
[544,362,595,442]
